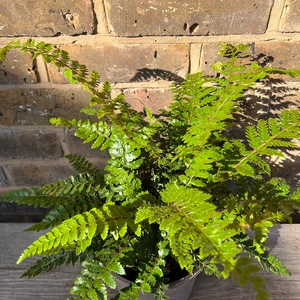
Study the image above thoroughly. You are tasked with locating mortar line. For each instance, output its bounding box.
[0,81,172,89]
[2,33,300,46]
[90,0,98,35]
[266,0,286,33]
[0,125,65,131]
[1,81,300,91]
[266,0,276,33]
[198,44,204,73]
[1,166,16,186]
[278,0,287,31]
[0,185,35,193]
[188,43,191,74]
[190,44,202,73]
[102,0,112,34]
[35,56,50,83]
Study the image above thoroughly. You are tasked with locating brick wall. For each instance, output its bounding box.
[0,1,299,219]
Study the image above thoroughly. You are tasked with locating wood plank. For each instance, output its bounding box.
[0,223,81,300]
[0,224,299,300]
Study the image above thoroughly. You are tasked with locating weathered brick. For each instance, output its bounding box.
[243,83,300,122]
[0,88,91,126]
[271,162,300,191]
[280,0,300,32]
[200,41,300,80]
[0,50,37,84]
[253,41,300,72]
[105,0,273,36]
[0,0,94,37]
[4,163,76,186]
[124,88,172,114]
[0,129,63,159]
[200,43,248,76]
[48,44,189,83]
[0,167,8,186]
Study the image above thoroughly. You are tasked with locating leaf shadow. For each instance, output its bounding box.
[129,68,184,83]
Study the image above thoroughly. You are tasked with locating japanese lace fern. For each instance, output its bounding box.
[0,41,300,300]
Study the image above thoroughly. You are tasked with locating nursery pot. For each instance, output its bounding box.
[113,270,200,300]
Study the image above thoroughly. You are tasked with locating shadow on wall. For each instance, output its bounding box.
[129,68,184,83]
[232,78,300,194]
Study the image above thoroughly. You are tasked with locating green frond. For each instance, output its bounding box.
[41,173,102,197]
[103,166,143,203]
[0,41,18,61]
[133,241,169,295]
[136,183,243,277]
[111,284,140,300]
[17,209,102,263]
[232,110,300,177]
[290,188,300,201]
[80,106,99,116]
[88,70,101,88]
[181,148,223,184]
[2,40,300,300]
[248,156,271,175]
[50,117,112,151]
[65,154,103,176]
[21,249,84,278]
[265,66,300,78]
[25,195,101,232]
[17,205,139,264]
[64,69,77,84]
[237,234,291,277]
[49,117,78,130]
[253,220,274,254]
[234,257,269,300]
[78,64,89,81]
[255,251,292,277]
[218,42,250,58]
[0,187,63,208]
[172,53,273,160]
[74,120,111,150]
[108,130,144,170]
[70,259,122,300]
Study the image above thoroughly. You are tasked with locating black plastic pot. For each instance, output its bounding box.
[114,270,200,300]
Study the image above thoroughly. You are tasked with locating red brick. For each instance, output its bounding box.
[124,88,172,114]
[0,0,95,37]
[48,44,189,83]
[0,129,63,159]
[105,0,273,36]
[0,50,37,84]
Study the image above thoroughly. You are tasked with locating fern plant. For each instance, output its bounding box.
[0,41,300,300]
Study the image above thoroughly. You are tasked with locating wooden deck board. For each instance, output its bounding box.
[0,223,299,300]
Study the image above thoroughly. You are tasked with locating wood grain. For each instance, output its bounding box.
[0,224,299,300]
